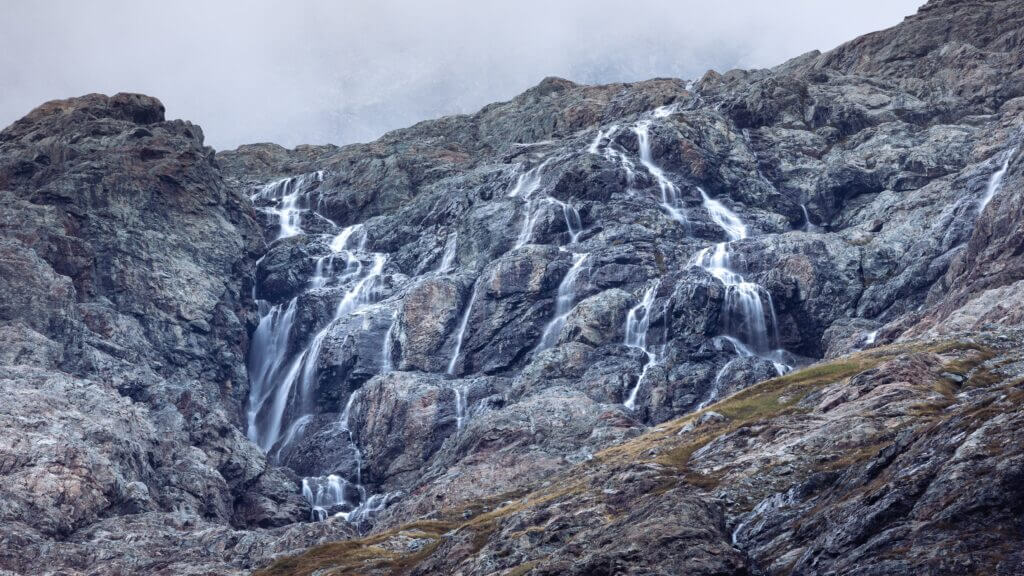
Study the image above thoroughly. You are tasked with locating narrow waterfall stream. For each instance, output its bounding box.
[454,384,469,430]
[436,232,458,274]
[588,124,637,186]
[623,282,660,410]
[381,311,398,373]
[536,252,590,351]
[633,120,687,225]
[510,159,583,247]
[801,204,820,232]
[447,277,481,376]
[979,147,1017,210]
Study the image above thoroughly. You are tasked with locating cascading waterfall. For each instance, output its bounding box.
[979,147,1017,210]
[560,202,583,244]
[251,171,324,239]
[633,120,687,225]
[338,391,362,484]
[701,189,747,241]
[623,282,659,410]
[510,161,545,248]
[588,124,637,186]
[303,475,352,522]
[299,390,370,521]
[653,103,679,118]
[692,189,792,408]
[247,168,403,524]
[509,159,583,247]
[247,218,386,453]
[536,252,589,351]
[692,243,781,353]
[507,159,551,198]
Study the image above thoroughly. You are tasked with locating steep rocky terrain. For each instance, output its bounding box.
[2,0,1024,574]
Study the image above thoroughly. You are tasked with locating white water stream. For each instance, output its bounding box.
[447,278,481,375]
[633,120,687,225]
[688,189,793,408]
[979,147,1017,211]
[623,282,660,410]
[251,171,324,239]
[536,252,590,351]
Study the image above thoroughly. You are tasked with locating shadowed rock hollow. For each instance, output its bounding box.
[2,0,1024,574]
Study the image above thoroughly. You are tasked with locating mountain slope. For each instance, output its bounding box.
[1,0,1023,574]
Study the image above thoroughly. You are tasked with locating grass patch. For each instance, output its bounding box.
[255,523,448,576]
[507,561,539,576]
[814,440,892,473]
[256,340,998,575]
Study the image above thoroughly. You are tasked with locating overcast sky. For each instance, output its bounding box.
[2,1,922,150]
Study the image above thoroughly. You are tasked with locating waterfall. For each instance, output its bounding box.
[251,171,324,239]
[272,412,311,464]
[979,147,1017,210]
[700,189,747,241]
[381,311,397,373]
[447,278,480,375]
[623,282,659,410]
[246,298,298,445]
[507,159,551,198]
[652,103,679,118]
[511,161,546,248]
[515,202,544,248]
[298,251,386,391]
[298,389,372,521]
[303,475,359,522]
[248,169,407,525]
[632,121,687,225]
[801,204,820,232]
[694,243,778,354]
[559,201,583,244]
[338,391,362,484]
[454,384,468,430]
[330,224,367,252]
[247,222,386,456]
[536,252,589,351]
[437,233,458,274]
[694,190,792,391]
[589,124,637,185]
[510,159,583,247]
[588,126,610,154]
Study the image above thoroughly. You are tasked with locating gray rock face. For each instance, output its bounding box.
[0,93,314,573]
[5,0,1024,573]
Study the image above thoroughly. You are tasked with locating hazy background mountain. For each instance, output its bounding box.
[1,0,921,149]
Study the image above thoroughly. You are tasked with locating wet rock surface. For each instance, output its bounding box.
[4,0,1024,573]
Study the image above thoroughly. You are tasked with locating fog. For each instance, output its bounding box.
[1,1,922,150]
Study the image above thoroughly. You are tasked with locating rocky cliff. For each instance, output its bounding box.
[2,0,1024,574]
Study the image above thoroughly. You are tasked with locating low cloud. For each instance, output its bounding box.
[1,0,922,149]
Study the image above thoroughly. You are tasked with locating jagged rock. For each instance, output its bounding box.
[7,0,1024,572]
[395,276,461,372]
[346,372,457,491]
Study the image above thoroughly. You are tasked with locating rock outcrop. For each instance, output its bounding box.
[3,0,1024,574]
